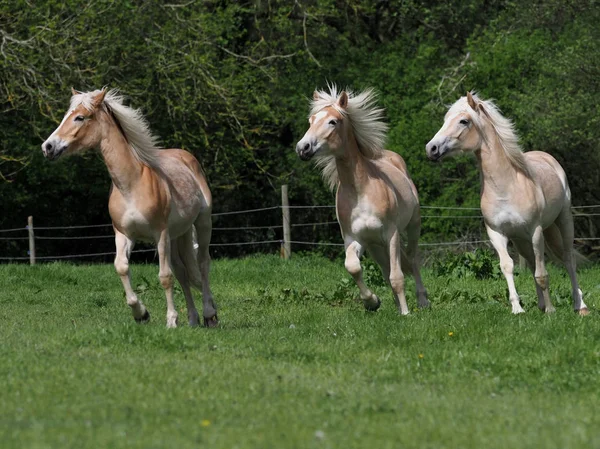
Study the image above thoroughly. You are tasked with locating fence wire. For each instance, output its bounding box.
[2,203,600,261]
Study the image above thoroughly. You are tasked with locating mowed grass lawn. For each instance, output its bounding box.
[1,254,600,449]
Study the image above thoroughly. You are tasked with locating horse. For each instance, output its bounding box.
[426,92,589,315]
[41,88,218,327]
[296,86,429,315]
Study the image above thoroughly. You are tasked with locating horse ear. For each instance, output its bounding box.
[466,91,477,110]
[477,102,491,119]
[338,91,348,109]
[71,87,82,96]
[91,89,107,108]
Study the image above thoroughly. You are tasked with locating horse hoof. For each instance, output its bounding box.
[544,306,556,314]
[418,300,431,309]
[134,310,150,324]
[577,308,590,316]
[204,315,219,328]
[363,296,381,312]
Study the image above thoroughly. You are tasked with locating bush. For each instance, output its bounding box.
[433,248,502,280]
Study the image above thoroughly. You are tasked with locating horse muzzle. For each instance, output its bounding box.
[42,139,68,161]
[426,139,450,162]
[296,141,317,161]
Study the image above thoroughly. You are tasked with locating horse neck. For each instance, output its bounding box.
[98,112,144,194]
[475,127,520,195]
[335,128,369,193]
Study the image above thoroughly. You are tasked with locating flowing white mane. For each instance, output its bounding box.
[310,85,388,190]
[450,93,530,176]
[70,89,162,168]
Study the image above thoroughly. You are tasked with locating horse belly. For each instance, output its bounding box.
[167,201,201,239]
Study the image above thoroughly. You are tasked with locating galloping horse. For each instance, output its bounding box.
[296,86,429,315]
[426,92,589,315]
[42,88,218,327]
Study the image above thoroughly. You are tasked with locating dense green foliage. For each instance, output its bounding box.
[1,1,599,258]
[1,255,600,448]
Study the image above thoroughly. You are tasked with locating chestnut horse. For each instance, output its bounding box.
[426,92,588,315]
[42,88,218,327]
[296,86,429,315]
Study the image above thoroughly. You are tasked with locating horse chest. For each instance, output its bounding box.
[485,203,529,234]
[350,212,384,239]
[110,198,157,240]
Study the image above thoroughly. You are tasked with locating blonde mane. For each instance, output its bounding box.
[310,85,388,190]
[70,89,162,169]
[450,93,530,177]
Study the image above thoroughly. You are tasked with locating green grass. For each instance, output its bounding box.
[1,254,600,448]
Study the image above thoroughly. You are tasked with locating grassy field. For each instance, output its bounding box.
[1,254,599,448]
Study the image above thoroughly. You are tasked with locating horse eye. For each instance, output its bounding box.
[329,119,337,126]
[74,115,85,122]
[459,119,469,126]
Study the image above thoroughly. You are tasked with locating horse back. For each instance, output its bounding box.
[158,149,212,210]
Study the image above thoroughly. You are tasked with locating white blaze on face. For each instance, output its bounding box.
[53,109,75,136]
[436,112,461,140]
[42,107,76,157]
[311,110,328,125]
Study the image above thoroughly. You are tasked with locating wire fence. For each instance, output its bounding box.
[2,201,600,262]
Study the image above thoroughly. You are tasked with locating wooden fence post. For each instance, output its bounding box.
[28,215,36,265]
[281,185,291,259]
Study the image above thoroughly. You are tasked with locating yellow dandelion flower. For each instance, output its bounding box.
[448,332,454,337]
[418,354,424,359]
[201,419,211,427]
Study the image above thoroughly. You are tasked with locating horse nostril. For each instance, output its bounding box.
[45,142,53,152]
[430,145,438,154]
[303,142,310,152]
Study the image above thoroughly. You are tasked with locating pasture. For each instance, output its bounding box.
[1,254,599,448]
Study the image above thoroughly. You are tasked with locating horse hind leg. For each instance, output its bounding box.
[405,217,429,309]
[171,236,201,327]
[189,215,218,327]
[387,231,409,315]
[554,210,589,315]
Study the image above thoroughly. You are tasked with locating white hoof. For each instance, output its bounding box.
[166,312,179,328]
[511,304,525,314]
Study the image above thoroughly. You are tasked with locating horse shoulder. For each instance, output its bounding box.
[381,149,408,174]
[372,156,419,206]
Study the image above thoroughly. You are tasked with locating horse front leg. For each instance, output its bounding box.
[531,225,554,313]
[157,229,178,328]
[344,240,380,311]
[114,230,149,322]
[486,226,524,314]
